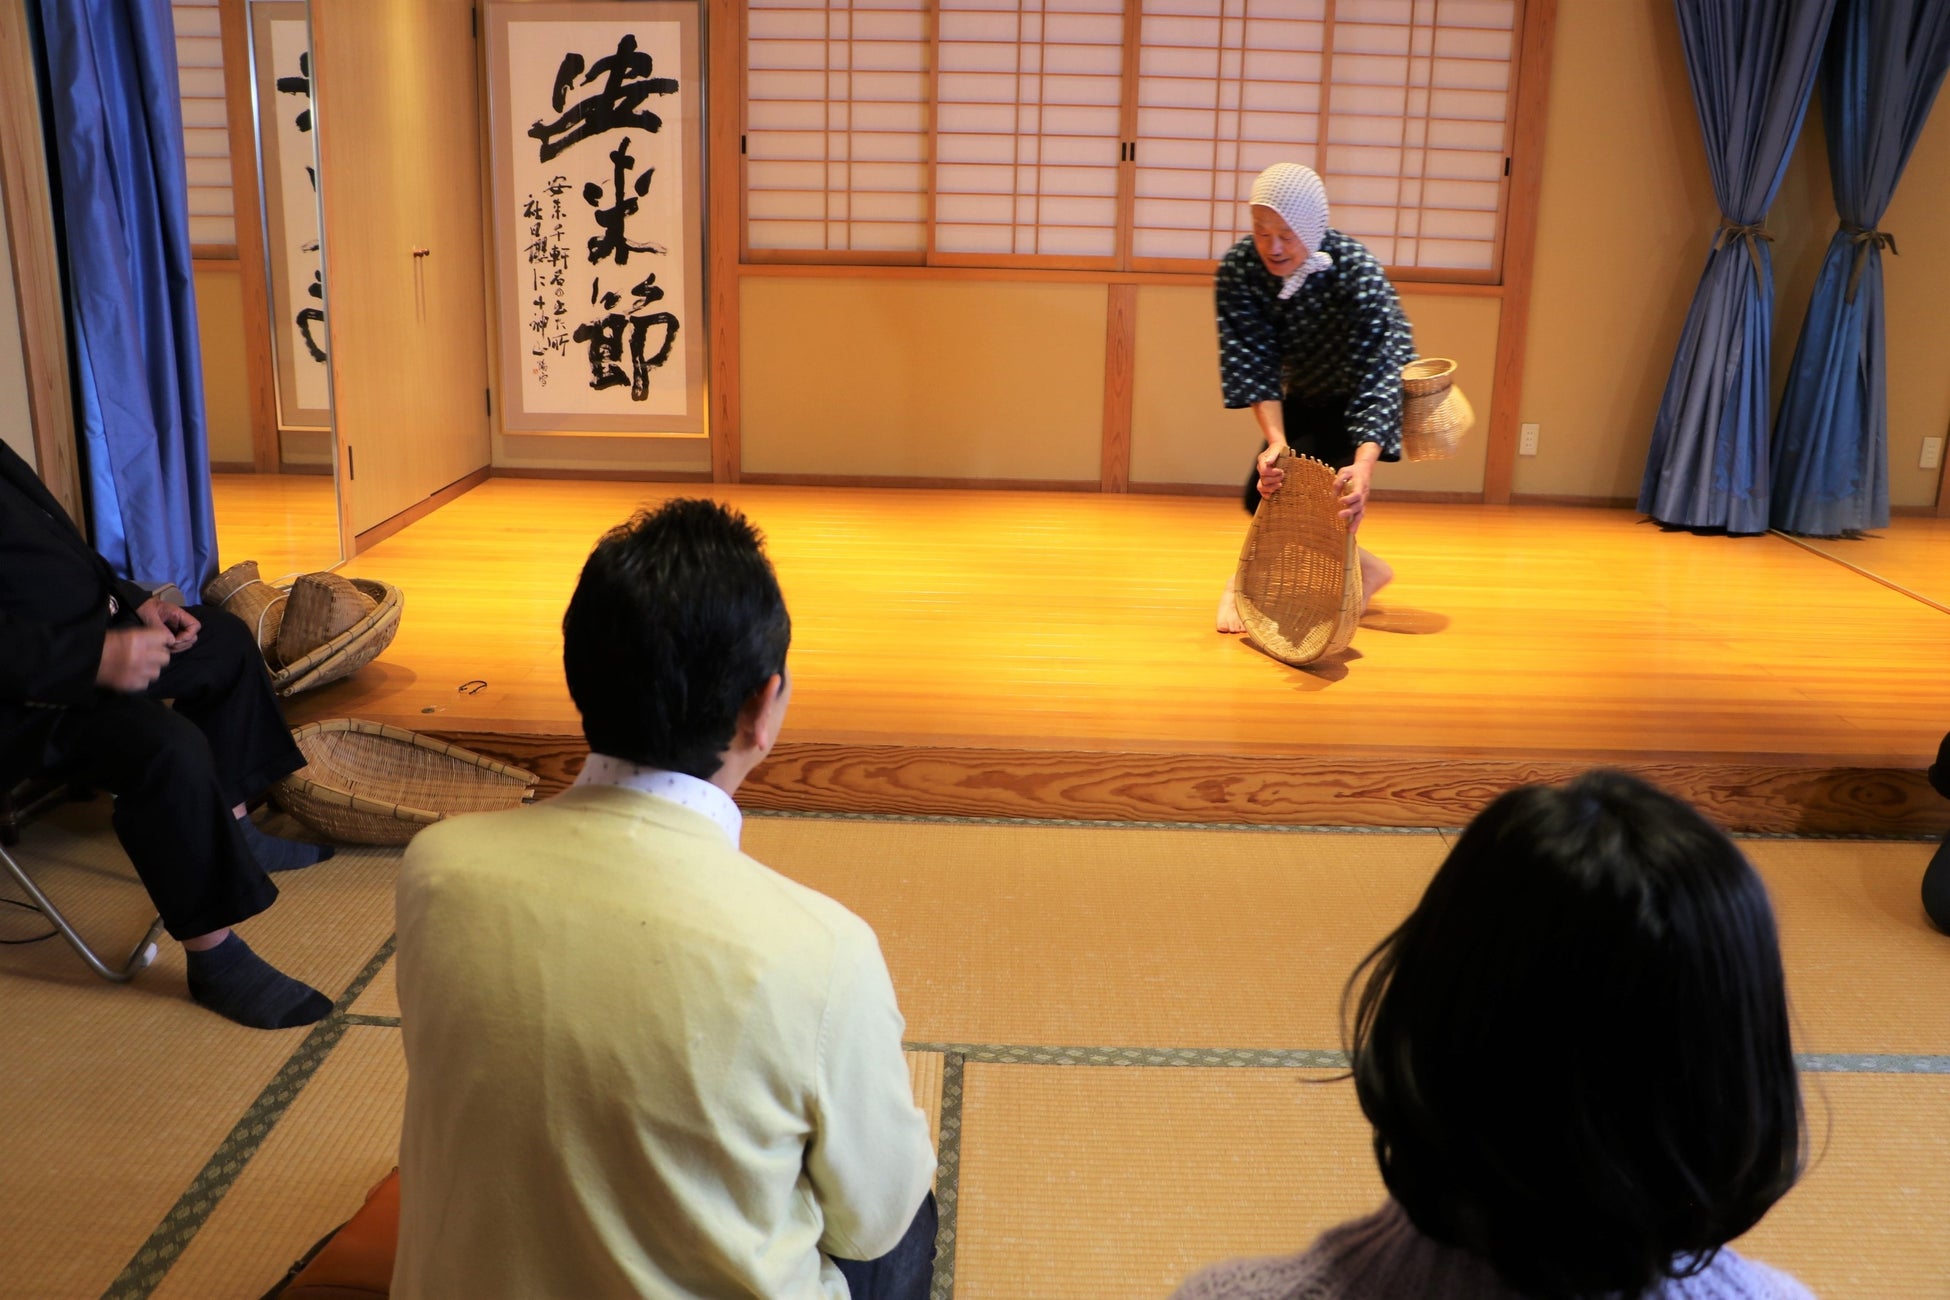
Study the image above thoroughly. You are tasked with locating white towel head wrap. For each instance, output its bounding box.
[1249,163,1333,298]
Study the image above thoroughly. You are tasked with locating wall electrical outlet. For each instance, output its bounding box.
[1519,423,1540,457]
[1921,436,1944,471]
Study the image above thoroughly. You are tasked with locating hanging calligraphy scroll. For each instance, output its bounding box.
[250,1,331,434]
[486,3,706,436]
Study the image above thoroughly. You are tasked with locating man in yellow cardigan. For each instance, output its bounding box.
[392,499,937,1298]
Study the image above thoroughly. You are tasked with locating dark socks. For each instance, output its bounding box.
[236,812,334,874]
[186,933,332,1029]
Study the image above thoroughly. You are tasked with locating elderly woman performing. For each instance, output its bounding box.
[1215,163,1415,633]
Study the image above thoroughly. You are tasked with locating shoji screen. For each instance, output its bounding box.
[745,0,934,256]
[1324,0,1515,274]
[745,0,1521,276]
[1125,0,1517,276]
[1131,0,1326,264]
[931,0,1126,262]
[173,0,235,248]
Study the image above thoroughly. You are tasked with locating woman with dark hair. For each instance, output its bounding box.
[1172,771,1810,1300]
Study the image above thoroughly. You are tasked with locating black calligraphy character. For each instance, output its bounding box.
[583,138,665,266]
[276,52,313,133]
[296,269,327,363]
[276,52,317,190]
[572,303,679,402]
[527,34,678,163]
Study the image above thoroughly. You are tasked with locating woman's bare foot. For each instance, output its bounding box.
[1217,576,1246,633]
[1357,548,1394,614]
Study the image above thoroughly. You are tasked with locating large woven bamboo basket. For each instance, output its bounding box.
[203,560,287,655]
[274,719,539,845]
[1233,451,1362,666]
[1401,357,1475,462]
[271,579,403,697]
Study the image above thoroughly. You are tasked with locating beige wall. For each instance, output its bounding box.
[1517,0,1950,508]
[1878,100,1950,508]
[493,431,710,475]
[193,262,255,466]
[0,188,34,471]
[740,277,1106,482]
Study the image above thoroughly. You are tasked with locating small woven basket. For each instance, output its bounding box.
[1233,451,1362,666]
[271,579,403,697]
[203,560,287,655]
[277,572,378,666]
[1401,357,1475,462]
[274,719,539,845]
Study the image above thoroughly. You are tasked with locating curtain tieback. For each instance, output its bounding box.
[1841,225,1898,304]
[1714,221,1773,288]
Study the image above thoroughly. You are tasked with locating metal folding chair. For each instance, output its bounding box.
[0,781,163,982]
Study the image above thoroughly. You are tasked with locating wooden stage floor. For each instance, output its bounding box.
[279,479,1950,835]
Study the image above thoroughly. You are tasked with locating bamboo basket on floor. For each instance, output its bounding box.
[277,572,377,667]
[203,560,287,654]
[202,564,403,695]
[1401,357,1475,462]
[274,719,539,845]
[1234,451,1362,666]
[269,578,402,697]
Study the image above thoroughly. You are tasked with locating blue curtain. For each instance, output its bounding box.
[34,0,217,593]
[1770,0,1950,536]
[1639,0,1837,535]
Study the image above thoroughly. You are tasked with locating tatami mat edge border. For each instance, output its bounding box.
[102,935,399,1300]
[907,1043,1950,1076]
[929,1053,966,1300]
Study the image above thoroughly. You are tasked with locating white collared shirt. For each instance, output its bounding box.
[573,752,744,848]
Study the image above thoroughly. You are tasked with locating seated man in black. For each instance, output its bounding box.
[0,440,332,1028]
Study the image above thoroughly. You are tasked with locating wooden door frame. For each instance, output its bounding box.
[0,1,84,523]
[218,0,283,473]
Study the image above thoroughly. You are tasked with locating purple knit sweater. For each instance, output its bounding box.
[1170,1202,1814,1300]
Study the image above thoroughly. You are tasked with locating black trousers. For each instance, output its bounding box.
[1243,391,1357,513]
[831,1192,938,1300]
[14,606,304,940]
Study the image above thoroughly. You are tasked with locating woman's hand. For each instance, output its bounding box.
[1336,459,1375,533]
[137,597,201,653]
[1256,442,1290,498]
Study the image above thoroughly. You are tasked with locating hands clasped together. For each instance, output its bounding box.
[96,598,201,692]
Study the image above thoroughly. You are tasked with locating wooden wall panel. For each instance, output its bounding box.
[313,0,490,539]
[0,2,82,522]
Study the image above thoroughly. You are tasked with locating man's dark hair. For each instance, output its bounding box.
[562,499,790,779]
[1345,770,1802,1299]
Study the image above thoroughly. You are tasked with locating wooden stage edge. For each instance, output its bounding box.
[423,730,1950,839]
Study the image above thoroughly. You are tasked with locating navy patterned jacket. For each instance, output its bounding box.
[1214,230,1415,461]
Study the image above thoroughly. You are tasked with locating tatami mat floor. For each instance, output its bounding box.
[1,803,1944,1298]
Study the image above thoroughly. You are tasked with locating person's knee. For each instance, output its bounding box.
[120,705,220,793]
[191,604,260,668]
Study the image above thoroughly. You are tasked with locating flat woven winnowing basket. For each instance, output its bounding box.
[1401,357,1476,462]
[274,719,539,845]
[1234,451,1362,666]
